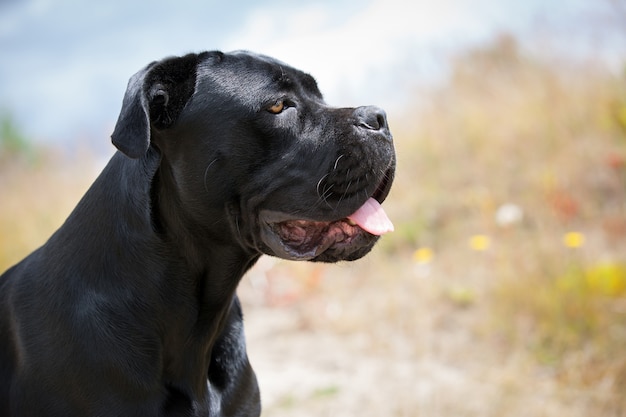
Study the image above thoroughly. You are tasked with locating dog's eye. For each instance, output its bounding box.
[268,100,285,114]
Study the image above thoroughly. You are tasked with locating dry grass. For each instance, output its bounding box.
[1,34,625,416]
[0,152,97,269]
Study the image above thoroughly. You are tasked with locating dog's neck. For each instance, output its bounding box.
[149,148,260,297]
[143,149,261,395]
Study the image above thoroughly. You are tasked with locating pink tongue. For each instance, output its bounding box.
[347,198,394,236]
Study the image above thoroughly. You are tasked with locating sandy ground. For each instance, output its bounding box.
[236,256,619,417]
[245,306,483,417]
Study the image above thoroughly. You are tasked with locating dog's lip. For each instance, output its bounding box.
[259,205,372,261]
[267,217,365,259]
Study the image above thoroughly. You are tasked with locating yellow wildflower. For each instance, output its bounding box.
[469,235,491,251]
[563,232,585,248]
[413,247,434,264]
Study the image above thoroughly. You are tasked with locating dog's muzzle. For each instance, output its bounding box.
[259,164,394,261]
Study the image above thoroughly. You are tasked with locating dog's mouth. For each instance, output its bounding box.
[259,168,394,261]
[270,201,391,258]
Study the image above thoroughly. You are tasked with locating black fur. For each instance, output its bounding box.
[0,50,395,416]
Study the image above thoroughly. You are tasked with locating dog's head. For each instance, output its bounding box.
[112,51,395,263]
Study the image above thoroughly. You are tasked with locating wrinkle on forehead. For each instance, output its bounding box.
[195,51,323,108]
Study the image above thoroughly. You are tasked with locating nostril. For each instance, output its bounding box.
[376,113,386,130]
[355,106,388,131]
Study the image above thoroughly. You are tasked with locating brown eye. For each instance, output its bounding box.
[268,100,285,114]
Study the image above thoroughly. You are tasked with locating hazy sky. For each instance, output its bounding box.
[0,0,618,151]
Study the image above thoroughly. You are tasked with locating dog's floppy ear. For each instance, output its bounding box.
[111,53,201,159]
[111,65,153,158]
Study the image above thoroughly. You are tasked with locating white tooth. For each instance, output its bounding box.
[347,219,357,226]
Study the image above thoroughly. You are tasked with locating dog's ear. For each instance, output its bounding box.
[110,65,153,159]
[111,54,201,159]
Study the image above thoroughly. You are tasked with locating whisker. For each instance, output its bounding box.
[316,173,330,198]
[317,183,334,209]
[333,155,344,171]
[310,177,336,212]
[322,188,334,206]
[335,180,352,211]
[203,158,219,194]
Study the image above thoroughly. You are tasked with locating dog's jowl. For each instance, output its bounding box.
[0,51,395,416]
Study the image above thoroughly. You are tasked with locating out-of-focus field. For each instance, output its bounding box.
[2,35,626,416]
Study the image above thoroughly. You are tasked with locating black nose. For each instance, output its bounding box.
[354,106,388,132]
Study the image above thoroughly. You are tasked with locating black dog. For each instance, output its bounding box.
[0,51,395,416]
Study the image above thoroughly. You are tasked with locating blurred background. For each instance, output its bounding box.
[1,0,625,415]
